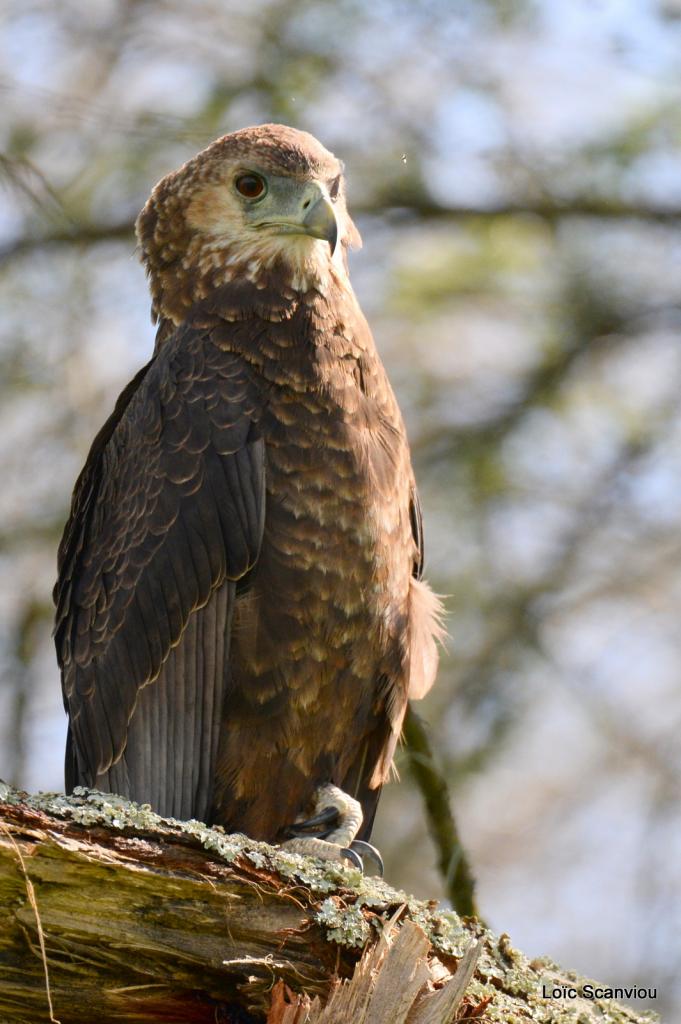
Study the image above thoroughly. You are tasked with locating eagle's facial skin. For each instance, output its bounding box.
[136,125,362,326]
[237,171,339,252]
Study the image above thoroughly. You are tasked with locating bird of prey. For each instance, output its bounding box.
[54,124,443,868]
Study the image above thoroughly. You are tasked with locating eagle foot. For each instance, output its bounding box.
[281,835,383,875]
[281,783,384,875]
[286,783,363,846]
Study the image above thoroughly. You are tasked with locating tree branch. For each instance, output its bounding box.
[2,195,680,266]
[403,706,479,919]
[0,222,137,264]
[0,786,654,1024]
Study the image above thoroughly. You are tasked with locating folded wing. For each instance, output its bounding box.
[54,323,265,821]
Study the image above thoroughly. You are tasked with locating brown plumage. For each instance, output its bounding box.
[54,124,443,844]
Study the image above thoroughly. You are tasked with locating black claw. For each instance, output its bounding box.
[340,846,364,871]
[284,805,340,838]
[350,840,384,877]
[285,824,334,840]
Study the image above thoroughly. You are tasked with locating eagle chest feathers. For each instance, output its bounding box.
[215,293,419,836]
[56,124,443,854]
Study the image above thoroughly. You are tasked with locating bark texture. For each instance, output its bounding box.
[0,786,656,1024]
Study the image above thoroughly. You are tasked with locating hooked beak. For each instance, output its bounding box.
[302,194,338,254]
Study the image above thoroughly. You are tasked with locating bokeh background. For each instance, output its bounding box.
[1,0,680,1017]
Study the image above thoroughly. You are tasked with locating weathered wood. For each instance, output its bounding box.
[0,786,657,1024]
[265,923,481,1024]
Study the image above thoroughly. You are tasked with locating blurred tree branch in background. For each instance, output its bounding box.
[3,188,681,266]
[403,706,479,919]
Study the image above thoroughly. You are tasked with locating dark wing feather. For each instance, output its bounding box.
[55,322,265,821]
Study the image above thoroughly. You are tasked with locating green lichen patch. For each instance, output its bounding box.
[315,896,372,947]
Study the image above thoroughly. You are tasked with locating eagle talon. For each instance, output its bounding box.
[285,824,335,840]
[340,846,364,871]
[349,840,384,877]
[285,804,340,836]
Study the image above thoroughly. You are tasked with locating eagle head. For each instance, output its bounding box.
[136,124,362,327]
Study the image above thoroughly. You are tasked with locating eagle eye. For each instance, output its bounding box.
[328,175,341,202]
[235,173,267,200]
